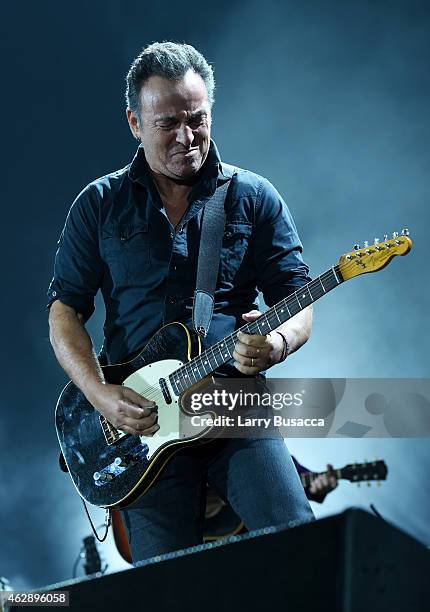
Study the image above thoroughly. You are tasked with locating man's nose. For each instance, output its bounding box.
[176,124,194,147]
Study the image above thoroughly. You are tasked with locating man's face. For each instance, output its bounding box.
[128,69,212,180]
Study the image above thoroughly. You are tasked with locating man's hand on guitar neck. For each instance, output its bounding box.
[233,310,284,375]
[308,464,338,502]
[86,383,160,437]
[233,306,312,374]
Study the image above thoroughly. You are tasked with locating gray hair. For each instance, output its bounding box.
[125,42,215,119]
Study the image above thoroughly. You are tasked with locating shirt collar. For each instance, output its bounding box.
[128,139,226,187]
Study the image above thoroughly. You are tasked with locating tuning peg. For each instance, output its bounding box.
[367,482,371,487]
[401,228,409,236]
[353,244,360,250]
[376,481,381,487]
[374,238,380,244]
[357,483,360,488]
[392,231,399,238]
[364,240,369,248]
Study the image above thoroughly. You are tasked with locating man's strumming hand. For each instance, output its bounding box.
[86,383,160,437]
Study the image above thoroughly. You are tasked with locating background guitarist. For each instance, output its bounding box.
[204,458,338,538]
[47,41,315,563]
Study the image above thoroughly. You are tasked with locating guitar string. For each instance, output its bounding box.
[132,251,392,403]
[181,242,403,386]
[164,263,343,394]
[112,244,404,410]
[171,266,337,386]
[131,265,341,403]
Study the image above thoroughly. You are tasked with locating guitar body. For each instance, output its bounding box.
[111,503,245,565]
[55,322,215,509]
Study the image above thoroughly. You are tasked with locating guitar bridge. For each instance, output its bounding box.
[93,443,149,487]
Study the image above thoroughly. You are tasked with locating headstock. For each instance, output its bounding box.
[338,229,412,281]
[340,460,388,484]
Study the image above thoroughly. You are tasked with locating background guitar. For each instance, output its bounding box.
[112,459,388,563]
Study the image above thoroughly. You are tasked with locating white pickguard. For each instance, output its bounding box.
[122,359,212,461]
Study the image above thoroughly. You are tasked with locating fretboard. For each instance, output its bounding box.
[169,265,344,395]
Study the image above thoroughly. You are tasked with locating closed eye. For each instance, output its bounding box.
[156,113,207,131]
[158,121,177,130]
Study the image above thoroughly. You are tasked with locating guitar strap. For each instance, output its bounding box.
[192,164,236,337]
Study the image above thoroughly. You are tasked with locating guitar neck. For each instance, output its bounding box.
[299,460,387,487]
[169,266,344,395]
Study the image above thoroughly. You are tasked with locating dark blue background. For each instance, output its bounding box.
[1,0,429,589]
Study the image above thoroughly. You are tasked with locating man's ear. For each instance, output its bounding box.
[126,108,141,141]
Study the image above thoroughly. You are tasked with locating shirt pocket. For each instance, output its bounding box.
[220,222,253,284]
[101,221,150,284]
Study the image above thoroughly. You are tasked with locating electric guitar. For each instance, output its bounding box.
[111,459,388,563]
[55,231,411,509]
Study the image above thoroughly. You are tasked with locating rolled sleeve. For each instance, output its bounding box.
[253,178,311,307]
[46,185,103,323]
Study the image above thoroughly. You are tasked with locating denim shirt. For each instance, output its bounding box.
[46,141,311,372]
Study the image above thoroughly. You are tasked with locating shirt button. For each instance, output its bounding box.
[52,291,57,297]
[120,236,125,241]
[170,232,174,239]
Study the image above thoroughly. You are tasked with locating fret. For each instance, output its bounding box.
[219,340,232,360]
[182,368,192,385]
[274,307,282,325]
[332,266,341,285]
[211,345,220,364]
[170,375,183,395]
[319,276,326,293]
[221,342,232,359]
[309,279,324,300]
[297,286,313,308]
[321,271,336,293]
[190,364,199,384]
[191,361,203,379]
[199,357,208,375]
[277,301,290,319]
[210,349,220,368]
[286,296,300,317]
[266,310,280,331]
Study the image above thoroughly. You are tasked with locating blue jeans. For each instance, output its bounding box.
[121,438,315,563]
